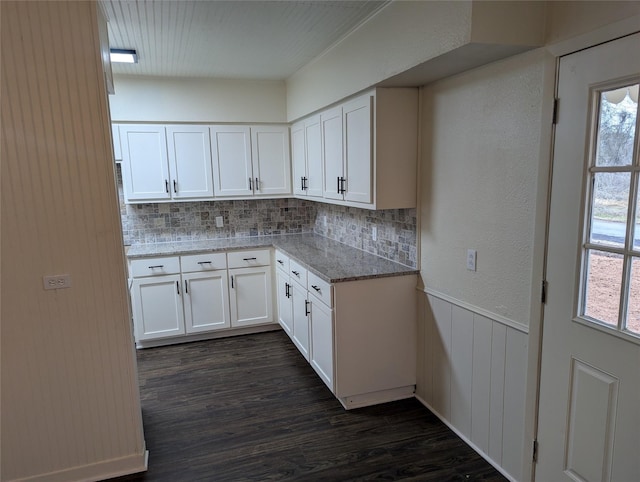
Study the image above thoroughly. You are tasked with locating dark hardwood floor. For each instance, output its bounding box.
[109,331,506,481]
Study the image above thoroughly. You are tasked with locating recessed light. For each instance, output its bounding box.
[110,48,138,64]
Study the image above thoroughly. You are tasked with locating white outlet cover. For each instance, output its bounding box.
[466,249,477,271]
[215,216,224,228]
[372,226,377,241]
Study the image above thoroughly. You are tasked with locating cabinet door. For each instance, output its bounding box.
[183,271,230,333]
[120,124,171,202]
[310,295,334,391]
[229,266,273,327]
[343,94,373,204]
[291,283,310,361]
[210,125,253,197]
[321,106,344,201]
[276,270,293,337]
[131,274,184,341]
[291,122,306,196]
[251,125,291,196]
[305,115,323,198]
[166,125,214,200]
[111,124,122,161]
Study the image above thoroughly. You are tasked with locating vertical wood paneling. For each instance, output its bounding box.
[502,328,528,480]
[450,305,474,435]
[489,322,507,464]
[429,294,452,419]
[471,314,493,453]
[1,2,145,481]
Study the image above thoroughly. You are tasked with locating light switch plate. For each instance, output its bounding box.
[43,274,72,290]
[466,249,477,271]
[215,216,224,228]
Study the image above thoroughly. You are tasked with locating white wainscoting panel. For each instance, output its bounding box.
[417,292,529,482]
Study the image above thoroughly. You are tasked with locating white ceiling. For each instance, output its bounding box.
[101,0,387,80]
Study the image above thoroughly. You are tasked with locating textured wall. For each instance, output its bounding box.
[420,49,549,326]
[1,2,145,480]
[110,75,287,123]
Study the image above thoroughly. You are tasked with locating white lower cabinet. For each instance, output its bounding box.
[183,271,230,333]
[130,249,275,347]
[309,293,333,390]
[291,281,310,361]
[131,274,185,341]
[228,266,273,327]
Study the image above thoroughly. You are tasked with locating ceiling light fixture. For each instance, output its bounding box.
[110,48,138,64]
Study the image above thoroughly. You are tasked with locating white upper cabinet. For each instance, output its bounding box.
[120,124,171,202]
[166,125,214,199]
[120,124,215,203]
[342,95,372,204]
[315,87,418,210]
[321,106,344,201]
[292,116,322,198]
[210,125,253,197]
[111,124,122,162]
[211,125,291,198]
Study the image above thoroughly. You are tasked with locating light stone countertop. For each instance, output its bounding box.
[126,234,418,283]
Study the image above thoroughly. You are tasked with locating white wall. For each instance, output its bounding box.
[420,48,553,328]
[110,75,287,123]
[1,2,146,480]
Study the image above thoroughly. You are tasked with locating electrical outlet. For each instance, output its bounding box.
[215,216,224,228]
[466,249,477,271]
[372,226,377,241]
[43,274,72,290]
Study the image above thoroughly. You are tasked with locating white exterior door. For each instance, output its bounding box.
[131,275,185,341]
[537,34,640,482]
[183,271,230,334]
[210,125,253,197]
[343,94,372,204]
[229,266,273,327]
[322,106,344,201]
[166,125,214,200]
[120,124,171,202]
[305,115,324,198]
[250,125,291,196]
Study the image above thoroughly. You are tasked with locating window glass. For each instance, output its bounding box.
[589,172,630,249]
[584,249,623,327]
[595,85,638,167]
[626,257,640,335]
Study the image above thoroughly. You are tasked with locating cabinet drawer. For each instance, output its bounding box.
[274,250,289,273]
[181,252,227,272]
[289,259,307,288]
[227,249,271,268]
[129,256,181,277]
[308,272,332,308]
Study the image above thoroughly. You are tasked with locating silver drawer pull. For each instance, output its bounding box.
[148,265,164,269]
[291,270,300,276]
[277,259,284,265]
[243,257,257,261]
[197,261,212,265]
[311,285,321,292]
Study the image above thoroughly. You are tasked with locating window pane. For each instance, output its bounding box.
[626,257,640,335]
[589,172,630,248]
[595,84,638,167]
[584,249,623,326]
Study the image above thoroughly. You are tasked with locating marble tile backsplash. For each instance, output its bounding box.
[116,165,417,267]
[313,204,417,268]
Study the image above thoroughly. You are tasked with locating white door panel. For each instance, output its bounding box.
[537,33,640,482]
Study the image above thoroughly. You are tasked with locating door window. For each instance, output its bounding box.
[581,82,640,338]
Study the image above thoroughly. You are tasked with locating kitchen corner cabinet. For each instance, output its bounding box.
[319,87,418,210]
[210,125,291,198]
[119,124,214,202]
[292,115,323,198]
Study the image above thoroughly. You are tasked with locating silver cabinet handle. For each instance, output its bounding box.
[243,257,257,261]
[248,178,253,190]
[165,180,169,193]
[173,179,177,193]
[176,280,180,295]
[311,285,321,292]
[148,265,164,269]
[255,177,259,191]
[231,275,234,289]
[184,280,188,294]
[197,261,212,265]
[305,300,310,316]
[277,259,284,265]
[291,270,300,276]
